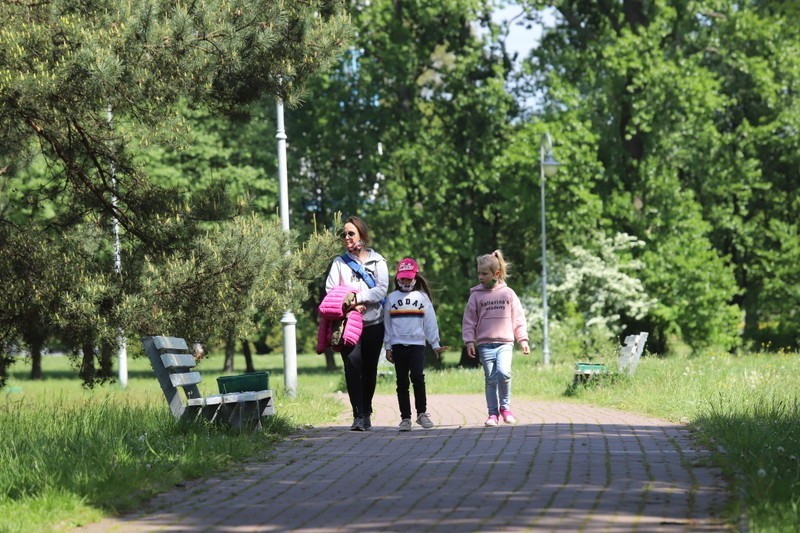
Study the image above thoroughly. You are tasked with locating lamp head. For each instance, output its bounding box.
[541,153,561,177]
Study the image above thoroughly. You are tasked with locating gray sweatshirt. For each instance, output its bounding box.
[382,289,441,350]
[325,249,389,326]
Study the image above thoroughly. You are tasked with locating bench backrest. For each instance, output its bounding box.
[142,335,203,420]
[617,332,648,375]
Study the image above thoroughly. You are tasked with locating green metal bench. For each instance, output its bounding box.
[142,335,275,430]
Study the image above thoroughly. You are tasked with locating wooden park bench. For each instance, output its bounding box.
[573,332,649,386]
[142,335,275,431]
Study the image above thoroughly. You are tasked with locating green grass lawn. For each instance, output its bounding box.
[2,347,800,532]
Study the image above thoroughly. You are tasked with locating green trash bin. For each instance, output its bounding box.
[573,363,609,386]
[217,371,270,394]
[575,363,608,374]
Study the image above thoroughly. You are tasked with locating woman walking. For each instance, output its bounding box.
[325,216,389,431]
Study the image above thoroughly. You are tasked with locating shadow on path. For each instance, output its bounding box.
[77,394,730,532]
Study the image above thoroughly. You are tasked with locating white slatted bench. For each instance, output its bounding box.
[617,331,649,375]
[142,335,275,431]
[573,332,649,385]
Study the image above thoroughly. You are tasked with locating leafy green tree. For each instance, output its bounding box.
[699,5,800,350]
[1,0,349,241]
[140,101,278,217]
[287,0,526,359]
[522,232,656,359]
[516,0,753,352]
[120,215,339,344]
[0,0,350,383]
[136,100,286,368]
[0,227,65,386]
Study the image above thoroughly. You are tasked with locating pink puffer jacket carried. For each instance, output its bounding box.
[341,310,363,346]
[316,287,363,353]
[316,316,334,354]
[318,286,357,319]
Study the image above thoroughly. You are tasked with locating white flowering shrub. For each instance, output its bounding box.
[522,232,657,358]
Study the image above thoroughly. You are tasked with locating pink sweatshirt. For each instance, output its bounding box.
[462,281,529,346]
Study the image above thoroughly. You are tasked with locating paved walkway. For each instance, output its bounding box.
[78,394,730,532]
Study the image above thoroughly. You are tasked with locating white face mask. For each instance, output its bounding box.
[348,239,365,253]
[398,278,416,292]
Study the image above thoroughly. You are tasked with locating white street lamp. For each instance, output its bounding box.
[540,132,560,366]
[276,96,298,398]
[107,104,128,388]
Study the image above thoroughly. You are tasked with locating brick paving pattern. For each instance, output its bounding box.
[77,394,730,532]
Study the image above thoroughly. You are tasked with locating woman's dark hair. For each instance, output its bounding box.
[344,216,370,246]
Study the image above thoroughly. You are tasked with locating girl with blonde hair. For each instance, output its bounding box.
[462,250,530,426]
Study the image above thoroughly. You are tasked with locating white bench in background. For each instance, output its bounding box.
[617,332,649,375]
[573,332,649,385]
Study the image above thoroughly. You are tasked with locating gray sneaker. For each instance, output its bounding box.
[416,413,434,429]
[350,417,365,431]
[398,418,412,431]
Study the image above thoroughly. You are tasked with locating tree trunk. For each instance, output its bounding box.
[98,341,114,379]
[242,339,256,373]
[0,353,14,388]
[29,336,43,380]
[324,347,337,371]
[459,345,480,368]
[425,343,443,370]
[223,334,235,372]
[80,343,96,382]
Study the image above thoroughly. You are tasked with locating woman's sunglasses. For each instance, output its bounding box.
[339,230,357,239]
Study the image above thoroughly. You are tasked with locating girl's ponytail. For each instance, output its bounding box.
[478,249,510,281]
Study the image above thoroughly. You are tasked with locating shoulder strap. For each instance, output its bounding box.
[341,254,377,288]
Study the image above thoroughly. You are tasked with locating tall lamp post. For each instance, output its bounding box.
[276,95,298,398]
[540,132,561,365]
[107,104,128,388]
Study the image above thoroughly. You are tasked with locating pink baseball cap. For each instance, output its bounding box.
[396,258,419,280]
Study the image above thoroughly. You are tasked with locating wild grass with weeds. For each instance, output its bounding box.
[409,348,800,531]
[0,354,326,532]
[0,392,294,532]
[555,350,800,531]
[4,348,800,532]
[697,391,800,530]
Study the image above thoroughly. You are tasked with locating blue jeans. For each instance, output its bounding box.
[478,342,513,416]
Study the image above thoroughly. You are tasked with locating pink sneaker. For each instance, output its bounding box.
[500,408,517,425]
[485,415,499,427]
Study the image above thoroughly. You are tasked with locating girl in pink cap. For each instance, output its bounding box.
[383,258,447,431]
[462,250,530,426]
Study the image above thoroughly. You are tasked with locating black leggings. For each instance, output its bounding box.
[341,322,385,418]
[392,344,427,419]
